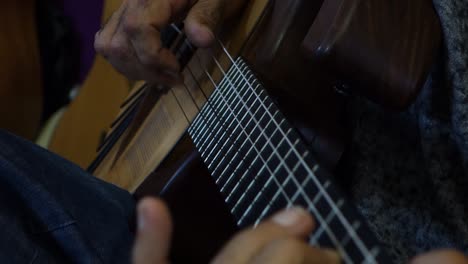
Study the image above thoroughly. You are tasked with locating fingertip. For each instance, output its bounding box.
[137,197,172,232]
[94,31,105,54]
[271,207,315,236]
[184,22,215,48]
[410,250,468,264]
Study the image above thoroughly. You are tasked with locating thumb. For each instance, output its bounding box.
[132,198,173,264]
[185,0,224,48]
[410,250,468,264]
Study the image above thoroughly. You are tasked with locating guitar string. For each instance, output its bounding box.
[190,53,355,262]
[177,43,352,255]
[109,24,375,261]
[190,62,302,225]
[189,65,266,176]
[170,35,279,198]
[186,69,247,154]
[183,73,357,263]
[169,88,191,123]
[213,39,375,260]
[168,34,375,261]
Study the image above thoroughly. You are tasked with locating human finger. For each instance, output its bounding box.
[95,1,129,57]
[211,207,315,263]
[125,0,180,73]
[410,250,468,264]
[132,198,173,264]
[185,0,224,47]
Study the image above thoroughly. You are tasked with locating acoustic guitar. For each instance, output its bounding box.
[72,0,442,262]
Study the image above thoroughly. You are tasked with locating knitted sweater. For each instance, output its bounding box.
[342,0,468,262]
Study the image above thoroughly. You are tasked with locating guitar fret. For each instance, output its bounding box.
[217,108,278,192]
[189,70,228,135]
[190,62,242,137]
[189,56,388,264]
[208,96,271,180]
[225,134,296,201]
[221,129,290,201]
[208,96,269,171]
[194,105,237,160]
[191,77,235,150]
[233,174,288,224]
[310,199,345,243]
[249,138,299,223]
[235,166,294,223]
[229,125,290,209]
[306,189,354,263]
[199,99,245,163]
[195,72,254,156]
[204,87,265,169]
[197,91,266,188]
[219,135,267,195]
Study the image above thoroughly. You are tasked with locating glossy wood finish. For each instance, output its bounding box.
[129,3,347,261]
[303,0,441,109]
[49,0,133,168]
[87,0,440,261]
[0,0,42,139]
[92,0,441,191]
[134,134,238,263]
[93,0,270,191]
[240,0,345,168]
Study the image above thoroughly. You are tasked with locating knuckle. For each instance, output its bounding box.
[139,50,161,67]
[108,38,130,59]
[122,16,140,36]
[94,36,106,54]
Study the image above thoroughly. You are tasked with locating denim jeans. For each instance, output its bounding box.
[0,130,135,263]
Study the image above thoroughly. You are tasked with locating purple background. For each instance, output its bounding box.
[57,0,104,83]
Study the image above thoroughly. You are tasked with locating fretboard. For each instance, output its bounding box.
[188,58,390,264]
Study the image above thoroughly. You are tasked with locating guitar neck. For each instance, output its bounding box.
[188,57,391,264]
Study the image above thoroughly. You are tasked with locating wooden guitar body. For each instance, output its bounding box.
[88,0,441,262]
[303,0,441,109]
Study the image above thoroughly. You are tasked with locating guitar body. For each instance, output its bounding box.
[48,0,133,168]
[0,0,42,139]
[135,134,238,263]
[89,0,441,262]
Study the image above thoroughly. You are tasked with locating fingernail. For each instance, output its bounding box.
[137,203,148,231]
[323,249,341,263]
[272,207,309,227]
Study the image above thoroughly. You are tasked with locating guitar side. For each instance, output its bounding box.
[134,134,238,263]
[132,2,345,262]
[125,0,441,262]
[303,0,441,109]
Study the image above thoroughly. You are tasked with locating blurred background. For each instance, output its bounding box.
[1,0,131,168]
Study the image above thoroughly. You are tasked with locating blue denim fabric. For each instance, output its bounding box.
[0,130,135,263]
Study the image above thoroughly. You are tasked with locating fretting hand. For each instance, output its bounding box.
[133,197,468,264]
[133,197,341,264]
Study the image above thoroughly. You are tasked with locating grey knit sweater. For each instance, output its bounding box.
[342,0,468,262]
